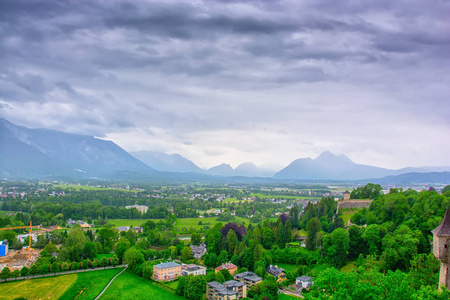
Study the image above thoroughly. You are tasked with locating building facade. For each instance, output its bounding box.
[206,280,247,300]
[432,208,450,290]
[153,262,182,281]
[266,265,287,283]
[233,271,263,287]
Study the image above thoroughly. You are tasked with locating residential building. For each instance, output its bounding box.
[206,280,247,300]
[153,262,182,281]
[116,226,130,232]
[296,276,313,290]
[215,262,238,275]
[233,271,263,287]
[191,243,207,259]
[181,264,206,276]
[266,265,287,283]
[132,226,143,233]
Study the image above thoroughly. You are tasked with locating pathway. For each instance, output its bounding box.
[94,264,128,300]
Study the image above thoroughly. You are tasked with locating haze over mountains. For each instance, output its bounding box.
[1,119,449,183]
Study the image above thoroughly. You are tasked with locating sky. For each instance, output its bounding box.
[0,0,449,171]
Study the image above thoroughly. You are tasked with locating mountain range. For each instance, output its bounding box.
[1,118,449,183]
[0,118,156,178]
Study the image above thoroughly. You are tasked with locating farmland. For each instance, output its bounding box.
[99,270,185,300]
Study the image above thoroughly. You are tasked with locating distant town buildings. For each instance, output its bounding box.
[125,204,148,214]
[153,262,182,281]
[116,226,130,232]
[206,280,247,300]
[215,262,238,275]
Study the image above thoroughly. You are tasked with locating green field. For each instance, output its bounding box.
[60,268,124,300]
[0,273,77,300]
[100,270,185,300]
[0,267,124,300]
[340,209,361,224]
[276,263,300,273]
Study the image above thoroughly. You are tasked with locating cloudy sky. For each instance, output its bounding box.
[0,0,449,170]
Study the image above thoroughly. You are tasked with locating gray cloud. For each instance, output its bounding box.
[0,0,449,169]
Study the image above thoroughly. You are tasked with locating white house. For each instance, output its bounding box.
[181,264,206,276]
[296,276,313,290]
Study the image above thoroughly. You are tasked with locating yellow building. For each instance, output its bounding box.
[153,262,182,281]
[266,265,287,283]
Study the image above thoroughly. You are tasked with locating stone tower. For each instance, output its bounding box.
[343,190,350,201]
[432,208,450,290]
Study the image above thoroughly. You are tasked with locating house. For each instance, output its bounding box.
[215,262,238,275]
[298,236,307,247]
[266,265,286,283]
[296,276,313,290]
[206,280,247,300]
[181,264,206,276]
[233,271,263,287]
[153,262,182,281]
[116,226,130,232]
[190,243,207,259]
[132,226,143,233]
[67,218,76,225]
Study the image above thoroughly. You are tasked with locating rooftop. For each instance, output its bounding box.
[154,262,180,269]
[432,208,450,236]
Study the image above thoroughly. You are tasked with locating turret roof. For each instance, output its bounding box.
[432,208,450,236]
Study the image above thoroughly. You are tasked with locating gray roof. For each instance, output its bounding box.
[154,262,180,269]
[224,280,244,287]
[234,271,262,283]
[266,265,285,277]
[296,276,312,282]
[432,208,450,236]
[207,281,240,296]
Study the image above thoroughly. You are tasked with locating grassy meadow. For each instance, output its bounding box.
[99,270,185,300]
[59,268,124,300]
[0,274,77,300]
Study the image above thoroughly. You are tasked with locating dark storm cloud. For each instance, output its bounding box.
[0,0,449,168]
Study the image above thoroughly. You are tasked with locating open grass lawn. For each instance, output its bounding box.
[309,263,332,277]
[98,253,115,259]
[276,263,300,273]
[100,270,185,300]
[339,208,361,224]
[59,268,123,300]
[163,279,179,290]
[0,273,77,300]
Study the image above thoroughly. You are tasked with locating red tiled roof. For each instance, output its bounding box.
[215,262,237,271]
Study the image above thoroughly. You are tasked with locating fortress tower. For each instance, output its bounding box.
[432,208,450,290]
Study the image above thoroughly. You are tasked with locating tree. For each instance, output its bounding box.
[306,218,322,251]
[218,250,228,264]
[115,238,131,263]
[20,266,29,277]
[408,253,440,289]
[100,257,109,267]
[1,267,11,280]
[323,228,350,269]
[191,232,202,246]
[348,226,366,259]
[83,241,98,260]
[123,247,144,269]
[226,229,238,257]
[51,262,60,273]
[142,261,153,279]
[30,264,39,276]
[363,224,384,256]
[11,269,20,278]
[181,246,192,262]
[97,228,118,253]
[111,255,119,266]
[204,253,218,268]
